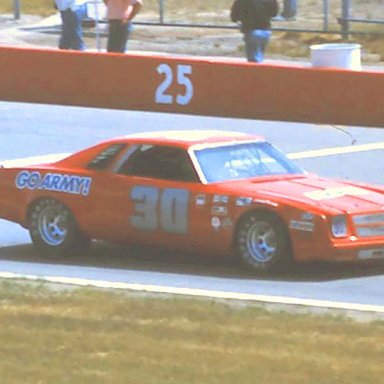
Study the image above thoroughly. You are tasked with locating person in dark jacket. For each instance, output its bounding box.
[231,0,278,63]
[281,0,297,19]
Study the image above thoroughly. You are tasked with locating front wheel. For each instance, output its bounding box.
[235,211,292,273]
[28,198,90,258]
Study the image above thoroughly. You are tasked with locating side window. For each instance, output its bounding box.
[117,145,199,182]
[87,143,126,170]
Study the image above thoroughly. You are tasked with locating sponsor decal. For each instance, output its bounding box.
[211,216,221,230]
[235,197,278,207]
[301,212,315,221]
[358,248,384,260]
[15,170,92,196]
[222,217,233,230]
[289,220,315,232]
[211,206,228,216]
[213,194,229,204]
[235,197,253,207]
[254,198,278,207]
[195,194,206,206]
[304,186,369,201]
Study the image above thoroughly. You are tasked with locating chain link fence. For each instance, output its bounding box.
[12,0,384,38]
[339,0,384,38]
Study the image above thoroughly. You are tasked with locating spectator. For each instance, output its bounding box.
[104,0,143,53]
[281,0,297,19]
[54,0,88,51]
[231,0,278,63]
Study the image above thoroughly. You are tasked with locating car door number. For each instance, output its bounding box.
[155,64,193,106]
[130,186,189,234]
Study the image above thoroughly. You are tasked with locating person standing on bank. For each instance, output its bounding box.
[54,0,88,51]
[231,0,278,63]
[104,0,143,53]
[281,0,297,20]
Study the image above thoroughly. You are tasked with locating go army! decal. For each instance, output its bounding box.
[130,186,189,234]
[15,171,92,196]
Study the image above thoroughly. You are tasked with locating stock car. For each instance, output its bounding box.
[1,130,384,273]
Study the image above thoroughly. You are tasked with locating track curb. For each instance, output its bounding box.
[1,271,383,322]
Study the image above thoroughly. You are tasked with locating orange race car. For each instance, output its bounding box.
[1,130,384,273]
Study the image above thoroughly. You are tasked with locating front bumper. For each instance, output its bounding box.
[331,237,384,262]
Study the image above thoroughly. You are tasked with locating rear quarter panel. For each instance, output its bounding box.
[0,166,94,229]
[0,168,27,225]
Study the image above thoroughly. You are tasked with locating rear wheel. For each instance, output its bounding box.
[236,211,291,273]
[28,199,90,258]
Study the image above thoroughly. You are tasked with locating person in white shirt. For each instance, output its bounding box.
[54,0,88,50]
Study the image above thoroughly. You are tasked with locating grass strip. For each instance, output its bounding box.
[0,280,383,384]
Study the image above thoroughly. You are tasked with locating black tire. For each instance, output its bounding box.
[28,198,90,258]
[235,211,292,273]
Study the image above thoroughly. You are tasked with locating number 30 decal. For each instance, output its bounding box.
[155,64,193,106]
[130,186,190,234]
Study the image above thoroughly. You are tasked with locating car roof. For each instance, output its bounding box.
[51,130,266,169]
[114,130,265,149]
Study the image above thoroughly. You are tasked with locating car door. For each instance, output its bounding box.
[83,143,216,251]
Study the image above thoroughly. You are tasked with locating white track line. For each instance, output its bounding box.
[2,142,384,167]
[0,271,383,314]
[288,142,384,159]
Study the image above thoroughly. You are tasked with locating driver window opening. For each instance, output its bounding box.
[117,145,199,183]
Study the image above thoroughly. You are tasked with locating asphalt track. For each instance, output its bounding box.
[1,101,384,312]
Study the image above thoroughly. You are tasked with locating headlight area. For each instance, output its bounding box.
[331,215,350,238]
[327,214,384,262]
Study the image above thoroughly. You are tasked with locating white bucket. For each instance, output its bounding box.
[310,43,361,70]
[86,0,107,20]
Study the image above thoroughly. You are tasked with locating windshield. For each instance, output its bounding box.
[193,142,304,183]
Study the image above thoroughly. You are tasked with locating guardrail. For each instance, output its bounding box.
[0,46,383,128]
[12,0,20,19]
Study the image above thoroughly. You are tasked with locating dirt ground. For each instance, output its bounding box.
[0,13,248,59]
[0,13,383,66]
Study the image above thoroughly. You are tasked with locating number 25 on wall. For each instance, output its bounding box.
[155,64,193,106]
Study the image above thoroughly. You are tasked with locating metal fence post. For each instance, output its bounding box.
[13,0,21,20]
[323,0,329,31]
[159,0,165,24]
[94,0,101,51]
[341,0,350,39]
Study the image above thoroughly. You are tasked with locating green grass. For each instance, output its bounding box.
[1,0,54,17]
[0,280,383,384]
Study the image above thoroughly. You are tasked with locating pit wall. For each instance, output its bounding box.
[0,46,383,127]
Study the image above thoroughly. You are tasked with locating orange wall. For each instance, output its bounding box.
[0,46,383,127]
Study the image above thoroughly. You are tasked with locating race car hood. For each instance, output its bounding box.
[228,174,384,214]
